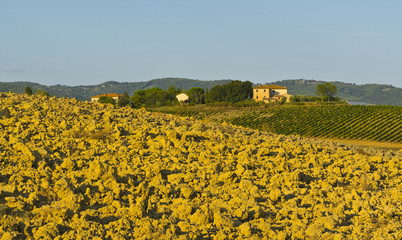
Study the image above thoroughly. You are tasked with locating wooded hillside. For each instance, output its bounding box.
[0,78,232,101]
[1,78,401,105]
[269,79,402,106]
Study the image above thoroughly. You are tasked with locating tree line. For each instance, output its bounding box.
[108,80,254,108]
[25,87,49,97]
[23,81,339,107]
[289,83,339,103]
[84,81,338,107]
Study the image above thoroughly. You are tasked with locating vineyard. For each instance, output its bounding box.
[152,105,402,143]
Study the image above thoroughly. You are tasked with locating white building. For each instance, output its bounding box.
[91,93,123,103]
[176,93,189,103]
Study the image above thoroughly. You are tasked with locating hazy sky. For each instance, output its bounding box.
[1,0,402,87]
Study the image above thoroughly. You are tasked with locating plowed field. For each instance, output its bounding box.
[0,94,401,239]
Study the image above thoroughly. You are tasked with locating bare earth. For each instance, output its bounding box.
[0,94,401,239]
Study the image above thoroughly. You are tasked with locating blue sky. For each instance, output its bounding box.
[1,0,402,87]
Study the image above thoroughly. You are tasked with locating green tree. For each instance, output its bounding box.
[167,86,180,98]
[98,96,116,104]
[226,80,253,102]
[187,87,205,104]
[131,90,146,108]
[316,83,338,101]
[144,88,169,107]
[206,80,252,103]
[206,84,225,103]
[166,86,180,105]
[25,87,33,95]
[118,92,130,107]
[131,88,171,108]
[35,89,49,97]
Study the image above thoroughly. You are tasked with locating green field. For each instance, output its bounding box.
[151,104,402,143]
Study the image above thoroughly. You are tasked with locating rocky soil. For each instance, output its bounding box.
[0,93,401,239]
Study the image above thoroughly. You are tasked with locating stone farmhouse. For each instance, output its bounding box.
[253,85,292,103]
[91,93,123,103]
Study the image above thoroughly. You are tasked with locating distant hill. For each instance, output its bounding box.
[268,79,402,106]
[1,78,401,105]
[0,78,232,101]
[0,81,44,94]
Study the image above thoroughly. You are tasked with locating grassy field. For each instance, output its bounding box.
[150,104,402,146]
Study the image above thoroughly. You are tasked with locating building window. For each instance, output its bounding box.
[256,90,258,92]
[256,96,258,99]
[264,89,266,92]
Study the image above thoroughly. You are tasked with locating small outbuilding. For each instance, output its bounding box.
[176,93,189,103]
[91,93,123,103]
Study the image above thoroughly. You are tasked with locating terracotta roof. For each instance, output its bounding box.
[253,85,287,89]
[91,93,123,98]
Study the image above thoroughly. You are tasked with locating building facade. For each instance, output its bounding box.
[253,85,291,103]
[91,93,123,103]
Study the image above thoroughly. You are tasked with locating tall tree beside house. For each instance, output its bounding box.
[316,83,338,101]
[187,87,205,104]
[118,92,131,107]
[98,96,115,105]
[166,85,181,105]
[167,86,181,99]
[206,84,225,103]
[131,87,171,107]
[206,80,253,103]
[226,80,253,102]
[144,88,169,107]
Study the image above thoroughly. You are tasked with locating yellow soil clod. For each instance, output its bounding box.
[0,93,401,239]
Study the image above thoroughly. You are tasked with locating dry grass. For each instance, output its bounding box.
[317,137,402,151]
